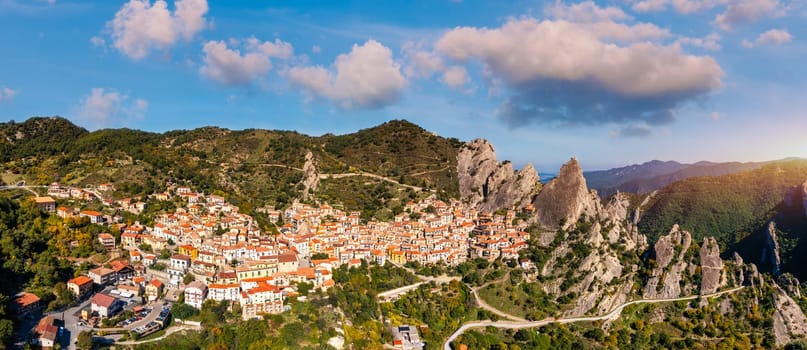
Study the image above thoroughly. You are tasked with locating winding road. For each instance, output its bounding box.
[442,286,745,350]
[113,324,201,345]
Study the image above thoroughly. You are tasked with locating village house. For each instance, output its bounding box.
[88,267,117,285]
[32,316,59,348]
[79,210,105,224]
[67,275,94,299]
[34,196,56,213]
[98,233,116,250]
[91,293,123,318]
[184,281,208,309]
[12,292,41,318]
[145,279,163,301]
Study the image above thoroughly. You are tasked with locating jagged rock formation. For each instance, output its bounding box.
[643,225,693,299]
[532,157,600,230]
[456,139,539,212]
[301,151,319,200]
[761,221,782,275]
[699,237,724,294]
[772,284,807,347]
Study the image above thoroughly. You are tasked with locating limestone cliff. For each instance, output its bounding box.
[531,157,600,230]
[643,225,693,299]
[772,284,807,347]
[301,151,320,200]
[457,139,540,212]
[699,237,724,295]
[761,221,782,275]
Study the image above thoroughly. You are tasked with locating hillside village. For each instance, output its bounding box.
[14,180,532,346]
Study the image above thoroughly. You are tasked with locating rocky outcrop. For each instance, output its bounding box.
[699,237,724,294]
[457,139,540,212]
[532,157,600,230]
[301,151,319,200]
[761,221,782,275]
[643,225,692,299]
[785,180,807,218]
[772,284,807,347]
[803,181,807,219]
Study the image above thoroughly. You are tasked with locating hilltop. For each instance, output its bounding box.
[0,117,463,221]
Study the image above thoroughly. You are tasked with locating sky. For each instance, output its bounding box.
[0,0,805,172]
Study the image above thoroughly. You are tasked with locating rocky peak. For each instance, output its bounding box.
[699,237,724,294]
[531,157,600,230]
[643,225,693,299]
[456,138,540,212]
[301,151,320,200]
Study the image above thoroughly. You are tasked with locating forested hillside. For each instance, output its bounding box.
[0,117,462,221]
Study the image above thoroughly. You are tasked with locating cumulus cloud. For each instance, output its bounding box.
[441,66,470,89]
[89,36,106,47]
[547,1,629,22]
[401,42,445,79]
[77,88,148,129]
[715,0,780,30]
[200,38,294,86]
[742,28,793,48]
[312,45,322,54]
[287,40,407,110]
[677,32,722,51]
[0,87,17,102]
[548,1,670,42]
[435,17,723,128]
[106,0,209,60]
[610,123,653,138]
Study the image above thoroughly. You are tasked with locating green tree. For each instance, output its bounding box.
[77,330,94,350]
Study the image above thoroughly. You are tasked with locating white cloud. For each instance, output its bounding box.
[710,111,721,120]
[632,0,668,12]
[199,38,294,86]
[548,1,670,42]
[435,17,723,128]
[89,35,106,47]
[756,28,793,45]
[401,42,445,79]
[77,88,148,129]
[715,0,780,31]
[312,45,322,54]
[287,40,408,110]
[671,0,722,14]
[742,28,793,47]
[441,66,470,89]
[106,0,209,60]
[547,1,629,22]
[678,32,722,51]
[0,87,17,102]
[246,37,294,60]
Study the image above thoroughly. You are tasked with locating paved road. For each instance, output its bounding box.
[0,185,45,196]
[442,286,745,350]
[126,301,171,330]
[50,297,93,349]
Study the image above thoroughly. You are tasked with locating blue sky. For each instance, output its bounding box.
[0,0,805,171]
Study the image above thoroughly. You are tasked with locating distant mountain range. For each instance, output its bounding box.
[583,159,803,197]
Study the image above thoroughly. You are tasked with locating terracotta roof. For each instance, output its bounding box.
[14,292,40,308]
[91,293,117,308]
[68,275,93,286]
